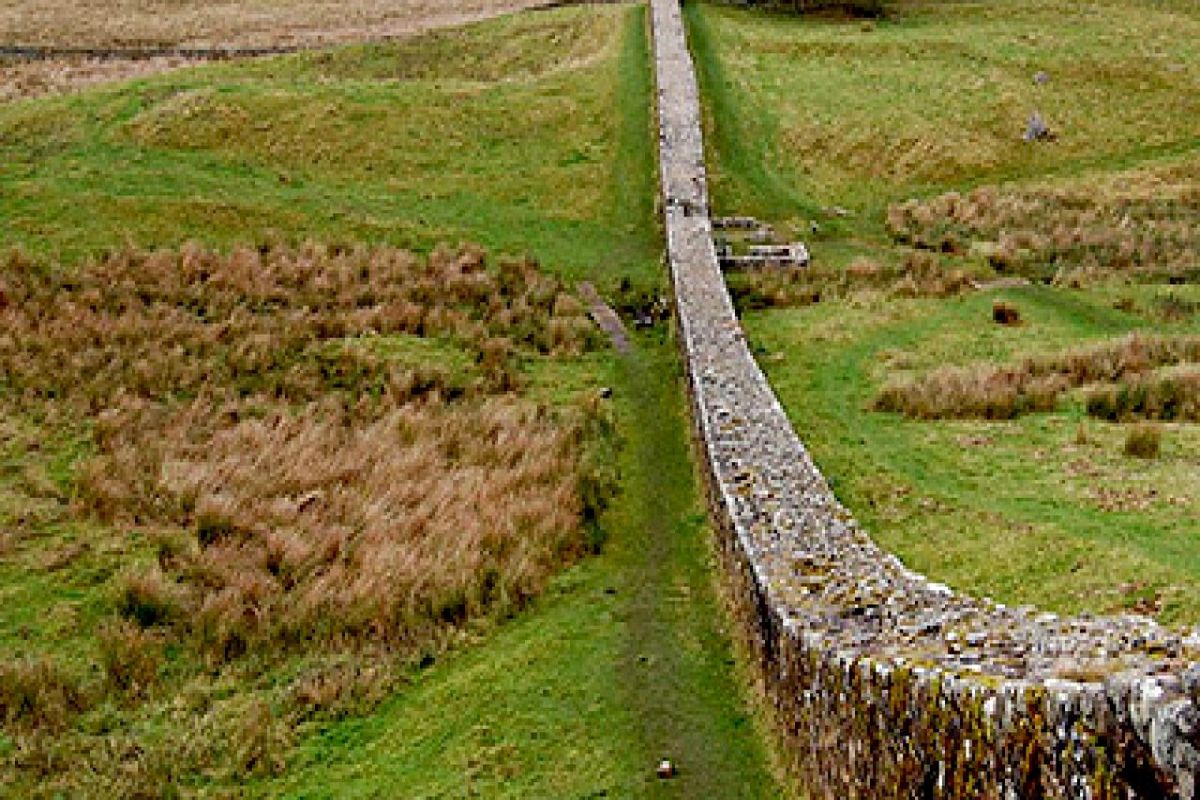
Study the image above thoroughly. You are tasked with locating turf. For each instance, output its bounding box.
[745,287,1200,623]
[688,0,1200,623]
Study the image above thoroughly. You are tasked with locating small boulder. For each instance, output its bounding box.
[1023,111,1056,142]
[656,759,676,779]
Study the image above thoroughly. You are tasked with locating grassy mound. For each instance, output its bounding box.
[0,4,658,287]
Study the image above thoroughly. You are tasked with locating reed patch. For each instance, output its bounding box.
[0,241,616,792]
[874,333,1200,420]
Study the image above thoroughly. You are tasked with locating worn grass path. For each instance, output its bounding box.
[261,338,780,798]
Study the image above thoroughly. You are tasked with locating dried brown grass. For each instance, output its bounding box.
[887,159,1200,281]
[0,242,595,414]
[729,251,972,311]
[0,0,553,50]
[0,658,90,732]
[91,399,590,663]
[875,333,1200,420]
[0,56,194,102]
[1123,423,1163,459]
[0,240,610,737]
[1088,368,1200,423]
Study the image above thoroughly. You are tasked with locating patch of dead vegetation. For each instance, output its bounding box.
[887,158,1200,281]
[0,241,615,790]
[874,332,1200,420]
[728,251,973,311]
[0,56,197,102]
[0,0,555,50]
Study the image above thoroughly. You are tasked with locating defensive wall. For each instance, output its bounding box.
[649,0,1200,796]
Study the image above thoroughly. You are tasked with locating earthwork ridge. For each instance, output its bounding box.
[649,0,1200,796]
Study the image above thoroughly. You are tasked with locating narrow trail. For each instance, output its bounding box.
[264,338,781,798]
[610,340,780,798]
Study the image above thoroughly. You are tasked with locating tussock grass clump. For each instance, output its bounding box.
[746,0,884,17]
[1124,424,1163,459]
[92,399,593,662]
[729,252,971,311]
[0,658,90,732]
[1088,369,1200,423]
[887,160,1200,281]
[874,333,1200,420]
[0,242,604,663]
[874,366,1065,420]
[0,242,597,414]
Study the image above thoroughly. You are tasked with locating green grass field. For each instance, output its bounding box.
[0,5,658,290]
[0,5,783,796]
[689,0,1200,622]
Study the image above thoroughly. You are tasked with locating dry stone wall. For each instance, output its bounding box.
[648,0,1200,796]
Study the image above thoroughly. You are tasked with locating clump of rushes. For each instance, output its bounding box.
[1087,370,1200,422]
[1124,423,1162,459]
[0,242,617,761]
[874,333,1200,420]
[727,251,971,312]
[886,158,1200,281]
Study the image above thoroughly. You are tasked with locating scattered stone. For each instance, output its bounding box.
[1034,70,1050,85]
[1023,111,1056,142]
[297,490,323,511]
[747,227,774,244]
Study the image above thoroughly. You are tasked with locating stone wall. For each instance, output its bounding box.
[648,0,1200,796]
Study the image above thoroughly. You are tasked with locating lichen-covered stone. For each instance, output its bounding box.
[648,0,1200,795]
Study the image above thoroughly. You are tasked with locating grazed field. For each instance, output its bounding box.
[690,0,1200,622]
[0,0,551,49]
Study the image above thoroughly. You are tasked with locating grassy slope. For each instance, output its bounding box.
[1,4,782,794]
[687,0,1200,267]
[0,5,657,289]
[265,339,780,799]
[688,0,1200,622]
[745,287,1200,622]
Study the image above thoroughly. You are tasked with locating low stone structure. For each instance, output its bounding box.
[649,0,1200,796]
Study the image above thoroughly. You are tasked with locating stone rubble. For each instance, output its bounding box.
[649,0,1200,795]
